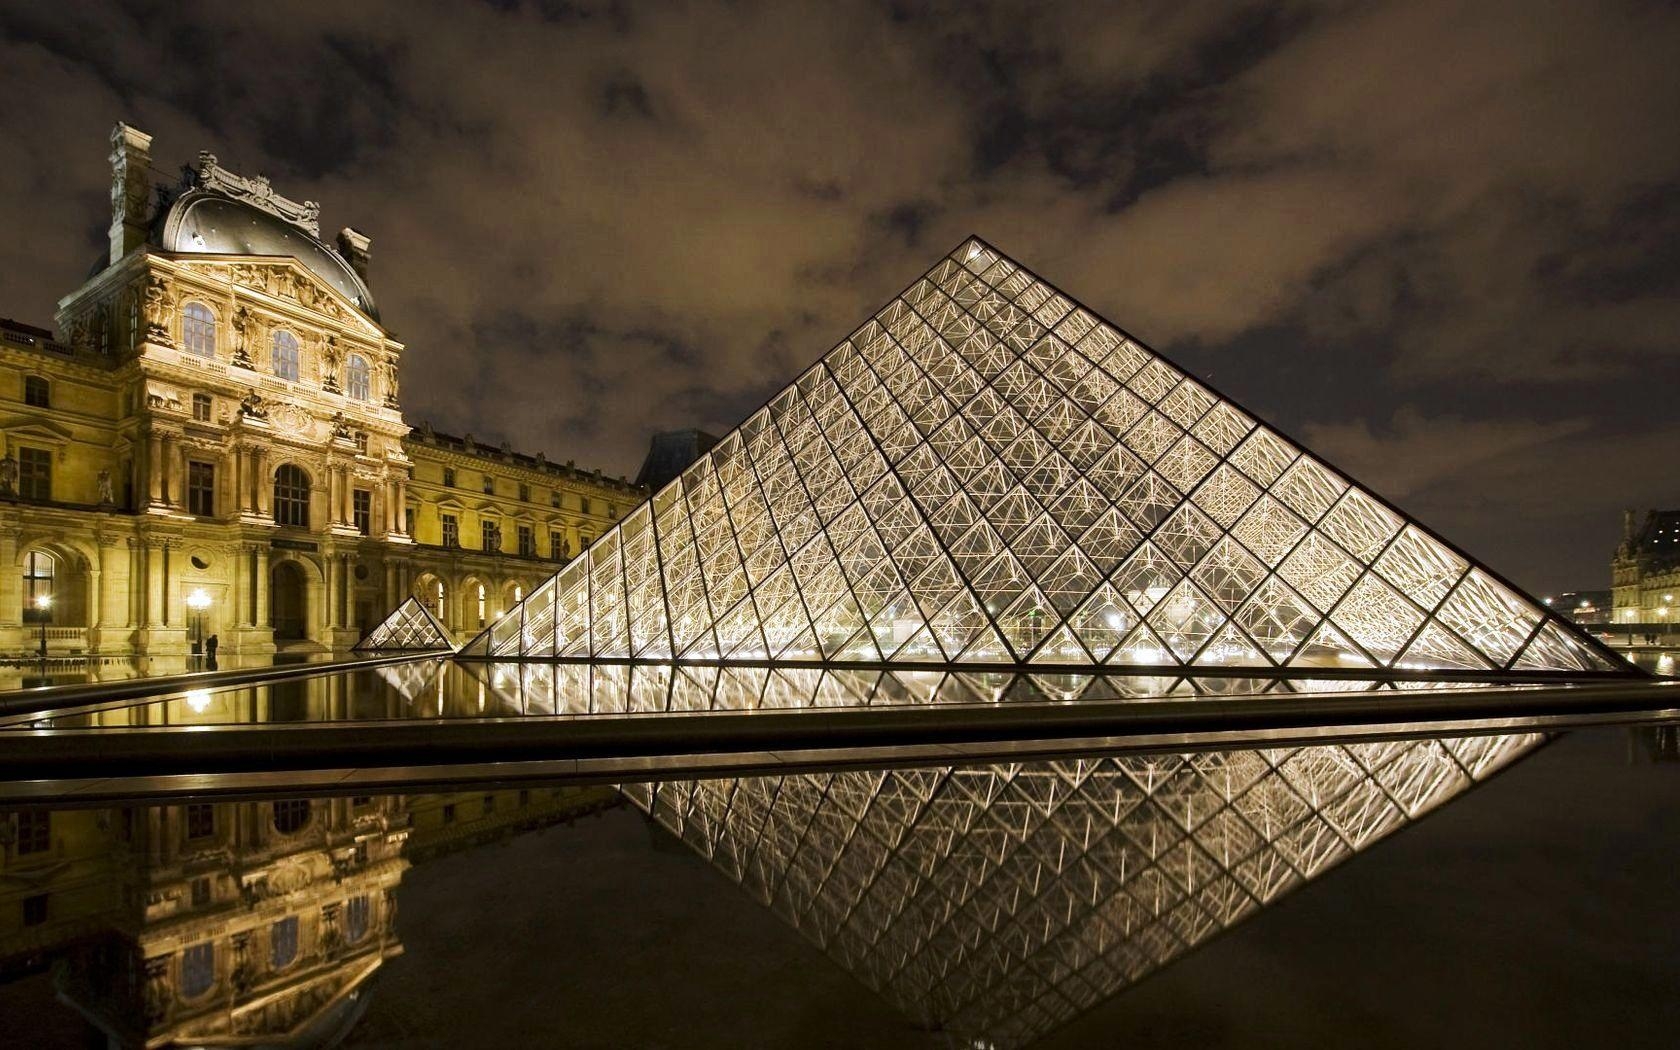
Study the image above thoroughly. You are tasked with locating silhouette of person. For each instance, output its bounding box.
[206,634,219,660]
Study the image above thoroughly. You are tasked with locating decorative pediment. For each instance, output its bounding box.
[175,258,383,339]
[1,418,75,445]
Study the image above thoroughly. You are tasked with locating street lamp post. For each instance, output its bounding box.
[32,593,52,661]
[187,588,212,662]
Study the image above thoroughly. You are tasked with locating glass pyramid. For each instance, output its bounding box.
[462,237,1624,675]
[627,732,1542,1048]
[355,596,455,652]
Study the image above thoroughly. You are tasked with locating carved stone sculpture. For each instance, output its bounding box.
[238,389,270,420]
[0,454,17,496]
[231,306,254,367]
[96,468,114,506]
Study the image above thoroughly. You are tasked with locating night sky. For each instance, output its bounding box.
[3,1,1679,594]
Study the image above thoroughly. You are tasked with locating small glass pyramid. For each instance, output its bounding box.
[355,596,454,652]
[461,237,1625,675]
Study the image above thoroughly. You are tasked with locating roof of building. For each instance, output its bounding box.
[1633,510,1680,555]
[158,190,378,319]
[405,423,641,492]
[635,428,720,490]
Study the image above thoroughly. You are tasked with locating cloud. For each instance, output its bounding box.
[0,0,1677,590]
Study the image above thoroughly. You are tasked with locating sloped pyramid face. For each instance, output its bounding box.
[463,238,1622,674]
[355,596,454,652]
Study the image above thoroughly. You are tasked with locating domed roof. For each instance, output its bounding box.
[161,191,379,320]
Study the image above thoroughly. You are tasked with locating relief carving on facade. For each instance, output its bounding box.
[143,273,176,344]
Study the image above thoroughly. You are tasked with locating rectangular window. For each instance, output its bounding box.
[187,461,215,517]
[185,803,215,840]
[22,894,47,927]
[192,393,212,421]
[404,507,415,536]
[550,490,560,508]
[481,520,499,553]
[15,811,50,855]
[443,467,456,488]
[352,489,371,535]
[550,530,565,560]
[441,514,458,548]
[518,483,530,502]
[442,803,456,825]
[354,432,369,454]
[483,794,496,815]
[24,376,49,408]
[191,877,211,907]
[517,525,534,557]
[17,447,50,502]
[482,475,494,495]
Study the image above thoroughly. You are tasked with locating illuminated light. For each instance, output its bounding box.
[33,594,52,611]
[186,588,212,611]
[185,689,212,713]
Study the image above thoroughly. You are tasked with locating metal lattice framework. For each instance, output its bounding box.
[627,732,1541,1047]
[354,596,454,652]
[459,661,1514,717]
[461,238,1620,675]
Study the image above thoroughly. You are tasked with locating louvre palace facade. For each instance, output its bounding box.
[0,123,639,658]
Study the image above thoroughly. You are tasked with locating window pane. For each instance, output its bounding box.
[18,448,50,501]
[271,331,299,381]
[182,303,216,358]
[346,355,370,401]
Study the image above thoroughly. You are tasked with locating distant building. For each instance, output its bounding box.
[1543,589,1611,626]
[1612,509,1680,633]
[635,429,718,491]
[0,123,642,656]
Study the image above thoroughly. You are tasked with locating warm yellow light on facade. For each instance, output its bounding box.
[187,588,212,611]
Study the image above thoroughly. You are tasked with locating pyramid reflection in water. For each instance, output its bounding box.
[629,732,1541,1048]
[463,238,1619,674]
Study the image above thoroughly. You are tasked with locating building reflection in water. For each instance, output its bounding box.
[0,786,617,1047]
[626,732,1544,1048]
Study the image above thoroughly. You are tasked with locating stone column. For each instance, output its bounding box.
[255,450,271,517]
[395,478,407,534]
[147,432,164,504]
[254,546,269,627]
[232,446,246,515]
[145,542,164,627]
[0,530,18,630]
[126,539,141,627]
[161,435,177,506]
[230,544,246,628]
[324,556,339,630]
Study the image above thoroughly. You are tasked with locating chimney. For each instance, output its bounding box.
[337,227,372,281]
[108,122,153,265]
[1624,509,1638,542]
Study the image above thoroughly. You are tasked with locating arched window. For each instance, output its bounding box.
[270,916,299,970]
[271,330,300,381]
[181,302,216,358]
[345,354,370,401]
[475,583,486,628]
[345,895,371,944]
[273,465,310,528]
[181,942,215,999]
[23,550,55,615]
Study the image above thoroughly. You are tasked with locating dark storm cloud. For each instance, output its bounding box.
[2,0,1679,591]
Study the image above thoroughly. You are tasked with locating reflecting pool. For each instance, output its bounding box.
[0,725,1675,1048]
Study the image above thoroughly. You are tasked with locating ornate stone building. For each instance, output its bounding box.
[0,123,639,656]
[1611,508,1680,634]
